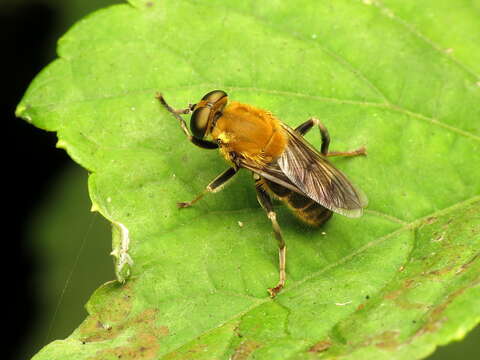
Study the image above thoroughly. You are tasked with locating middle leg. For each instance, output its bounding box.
[177,167,238,208]
[254,175,286,298]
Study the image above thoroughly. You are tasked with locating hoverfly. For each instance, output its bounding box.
[157,90,367,297]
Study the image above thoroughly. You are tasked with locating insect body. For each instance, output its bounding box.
[157,90,367,297]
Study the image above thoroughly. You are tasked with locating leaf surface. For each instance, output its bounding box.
[17,0,480,359]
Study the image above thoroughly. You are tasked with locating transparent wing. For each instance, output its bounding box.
[276,125,367,217]
[239,157,305,195]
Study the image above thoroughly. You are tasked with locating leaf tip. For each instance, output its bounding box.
[56,139,68,150]
[90,202,101,213]
[15,103,32,122]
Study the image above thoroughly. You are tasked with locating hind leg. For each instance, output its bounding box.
[294,118,366,157]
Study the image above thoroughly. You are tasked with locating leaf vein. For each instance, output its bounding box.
[372,0,480,81]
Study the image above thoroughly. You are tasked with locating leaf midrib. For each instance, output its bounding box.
[25,79,480,143]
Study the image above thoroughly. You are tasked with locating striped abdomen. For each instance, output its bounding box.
[262,178,332,226]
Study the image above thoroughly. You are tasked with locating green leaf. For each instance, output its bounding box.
[18,0,480,359]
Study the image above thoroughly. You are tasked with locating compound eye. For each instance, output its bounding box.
[201,90,228,104]
[190,106,211,138]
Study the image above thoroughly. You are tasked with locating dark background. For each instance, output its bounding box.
[2,3,68,359]
[2,1,478,359]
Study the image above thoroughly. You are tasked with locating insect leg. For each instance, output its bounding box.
[295,117,330,155]
[254,178,286,298]
[177,167,238,208]
[156,93,218,149]
[295,117,366,157]
[326,148,366,157]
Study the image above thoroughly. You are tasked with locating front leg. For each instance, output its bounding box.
[178,167,238,208]
[295,117,366,157]
[156,93,218,149]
